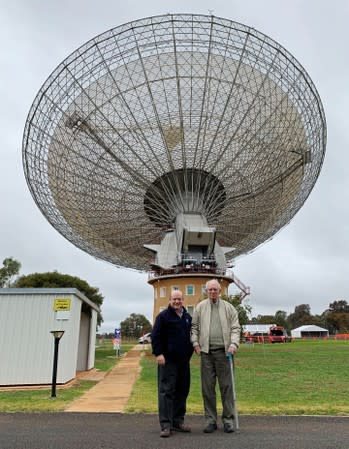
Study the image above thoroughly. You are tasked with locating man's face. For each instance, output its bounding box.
[207,282,220,302]
[169,291,184,311]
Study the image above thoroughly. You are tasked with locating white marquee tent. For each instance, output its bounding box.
[291,325,329,338]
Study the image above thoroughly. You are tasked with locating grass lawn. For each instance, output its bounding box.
[126,339,349,415]
[1,339,348,414]
[0,339,137,412]
[0,381,96,412]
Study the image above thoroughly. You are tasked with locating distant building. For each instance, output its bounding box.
[291,325,329,339]
[0,288,99,386]
[243,324,276,335]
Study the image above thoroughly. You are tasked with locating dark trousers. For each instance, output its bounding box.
[158,359,190,429]
[201,349,234,425]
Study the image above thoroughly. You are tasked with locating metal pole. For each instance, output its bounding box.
[228,353,239,431]
[51,337,60,398]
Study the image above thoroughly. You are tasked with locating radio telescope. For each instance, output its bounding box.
[22,14,326,302]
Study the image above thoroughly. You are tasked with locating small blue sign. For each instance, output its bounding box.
[114,328,121,339]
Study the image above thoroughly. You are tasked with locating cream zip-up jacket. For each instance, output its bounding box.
[191,298,240,353]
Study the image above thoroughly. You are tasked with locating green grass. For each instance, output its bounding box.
[0,339,137,412]
[126,339,349,415]
[1,339,348,415]
[95,339,137,371]
[0,381,96,412]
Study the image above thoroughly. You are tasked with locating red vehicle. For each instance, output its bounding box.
[268,326,290,343]
[245,326,291,343]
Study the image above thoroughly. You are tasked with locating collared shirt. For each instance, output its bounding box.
[176,308,184,318]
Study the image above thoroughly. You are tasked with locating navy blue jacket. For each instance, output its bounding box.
[151,305,194,362]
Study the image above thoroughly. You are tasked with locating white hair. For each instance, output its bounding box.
[205,279,221,290]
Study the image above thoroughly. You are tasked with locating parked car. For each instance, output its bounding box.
[138,332,152,344]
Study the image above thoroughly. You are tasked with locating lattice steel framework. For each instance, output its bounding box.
[22,14,326,270]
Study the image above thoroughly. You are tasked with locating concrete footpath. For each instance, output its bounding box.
[65,343,146,412]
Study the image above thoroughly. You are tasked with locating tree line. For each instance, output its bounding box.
[249,301,349,334]
[2,257,348,334]
[0,257,104,326]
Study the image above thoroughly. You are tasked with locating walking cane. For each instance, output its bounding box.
[227,353,239,431]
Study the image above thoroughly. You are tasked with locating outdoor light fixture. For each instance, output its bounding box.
[50,330,65,397]
[51,330,65,339]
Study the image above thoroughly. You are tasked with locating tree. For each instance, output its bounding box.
[328,300,349,313]
[14,271,104,326]
[221,293,252,328]
[324,300,349,334]
[250,314,275,324]
[274,310,289,331]
[0,257,21,287]
[287,304,312,329]
[120,313,152,339]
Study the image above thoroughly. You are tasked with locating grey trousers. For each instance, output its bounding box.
[201,349,234,425]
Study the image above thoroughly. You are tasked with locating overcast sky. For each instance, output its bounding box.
[1,0,348,333]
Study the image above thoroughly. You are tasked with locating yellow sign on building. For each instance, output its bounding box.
[53,298,71,311]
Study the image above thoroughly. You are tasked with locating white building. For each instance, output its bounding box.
[0,288,99,386]
[291,325,329,339]
[243,324,276,335]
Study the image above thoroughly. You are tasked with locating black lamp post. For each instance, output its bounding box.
[50,330,65,397]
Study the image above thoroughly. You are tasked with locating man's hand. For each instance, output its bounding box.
[156,354,166,365]
[194,345,201,355]
[227,345,237,354]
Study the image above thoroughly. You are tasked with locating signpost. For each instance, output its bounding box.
[53,298,71,311]
[113,328,121,357]
[53,298,71,320]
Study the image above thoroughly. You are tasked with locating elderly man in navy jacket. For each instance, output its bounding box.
[151,289,194,438]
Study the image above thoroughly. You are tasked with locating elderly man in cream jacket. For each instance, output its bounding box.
[191,279,240,434]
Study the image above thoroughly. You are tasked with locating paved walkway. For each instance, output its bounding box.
[2,413,349,449]
[65,344,146,412]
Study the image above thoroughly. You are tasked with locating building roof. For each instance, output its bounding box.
[243,324,276,333]
[292,325,328,332]
[0,288,100,312]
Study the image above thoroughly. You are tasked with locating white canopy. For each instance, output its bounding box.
[291,325,329,338]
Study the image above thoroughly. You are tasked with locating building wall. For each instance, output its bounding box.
[149,274,232,321]
[77,311,90,371]
[87,310,97,370]
[0,289,98,386]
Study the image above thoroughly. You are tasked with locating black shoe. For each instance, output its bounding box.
[160,428,171,438]
[223,423,235,433]
[172,423,191,432]
[204,423,217,433]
